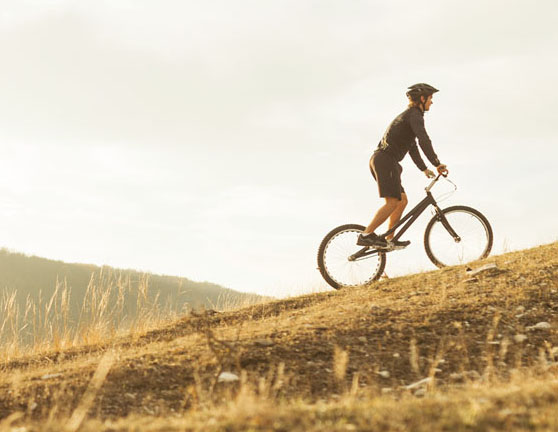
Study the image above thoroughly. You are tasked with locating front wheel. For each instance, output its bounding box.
[317,224,386,290]
[424,205,493,268]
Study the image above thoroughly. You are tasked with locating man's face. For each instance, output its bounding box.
[423,95,433,111]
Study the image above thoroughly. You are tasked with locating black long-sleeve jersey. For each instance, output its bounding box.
[376,106,440,171]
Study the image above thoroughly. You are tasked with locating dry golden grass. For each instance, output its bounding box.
[0,272,148,356]
[0,269,261,364]
[0,242,557,431]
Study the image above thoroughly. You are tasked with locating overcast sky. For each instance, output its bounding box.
[1,1,557,297]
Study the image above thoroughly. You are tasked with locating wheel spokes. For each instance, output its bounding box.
[428,210,490,266]
[323,229,383,287]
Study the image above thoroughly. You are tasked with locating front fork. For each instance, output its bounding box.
[434,206,461,242]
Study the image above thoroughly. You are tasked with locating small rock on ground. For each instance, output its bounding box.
[217,372,239,383]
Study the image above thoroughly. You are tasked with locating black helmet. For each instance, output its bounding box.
[406,83,439,99]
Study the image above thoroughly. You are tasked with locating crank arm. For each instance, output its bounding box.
[348,247,382,261]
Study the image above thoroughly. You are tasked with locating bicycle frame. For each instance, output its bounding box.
[349,174,460,261]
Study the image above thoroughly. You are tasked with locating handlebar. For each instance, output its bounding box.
[425,172,449,193]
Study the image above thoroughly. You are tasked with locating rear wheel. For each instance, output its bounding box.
[317,224,386,290]
[424,205,493,268]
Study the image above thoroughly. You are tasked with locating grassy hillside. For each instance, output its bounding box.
[0,249,265,348]
[0,243,557,431]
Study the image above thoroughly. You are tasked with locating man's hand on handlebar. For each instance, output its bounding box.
[423,169,436,179]
[436,164,448,177]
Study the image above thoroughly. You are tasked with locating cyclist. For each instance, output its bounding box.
[357,83,448,249]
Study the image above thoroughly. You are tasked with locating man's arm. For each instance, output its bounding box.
[409,143,438,178]
[409,143,427,171]
[409,109,441,167]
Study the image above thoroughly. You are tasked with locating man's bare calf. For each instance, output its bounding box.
[363,193,408,238]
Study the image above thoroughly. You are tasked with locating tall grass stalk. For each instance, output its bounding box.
[0,269,179,362]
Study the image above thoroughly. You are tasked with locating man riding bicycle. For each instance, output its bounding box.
[357,83,449,249]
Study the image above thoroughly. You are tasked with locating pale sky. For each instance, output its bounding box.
[1,1,557,297]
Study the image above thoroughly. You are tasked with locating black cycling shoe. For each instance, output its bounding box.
[357,232,388,248]
[386,239,411,250]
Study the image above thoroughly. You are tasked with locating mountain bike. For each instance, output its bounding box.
[317,174,493,289]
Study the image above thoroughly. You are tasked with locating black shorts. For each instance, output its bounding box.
[369,150,405,200]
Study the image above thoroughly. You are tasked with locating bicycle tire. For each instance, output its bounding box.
[424,205,493,268]
[317,224,386,290]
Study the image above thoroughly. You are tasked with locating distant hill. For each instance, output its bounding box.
[0,248,266,344]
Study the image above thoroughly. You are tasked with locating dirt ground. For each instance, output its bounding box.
[0,243,557,430]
